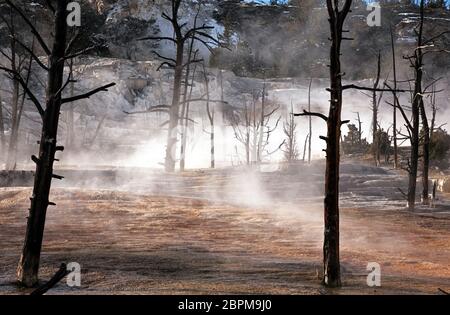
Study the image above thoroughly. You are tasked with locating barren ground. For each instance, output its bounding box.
[0,162,449,295]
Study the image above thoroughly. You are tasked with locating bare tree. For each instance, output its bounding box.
[257,74,267,162]
[307,78,312,164]
[201,62,215,168]
[231,96,251,165]
[403,0,425,209]
[354,112,363,146]
[294,0,402,287]
[0,5,35,170]
[390,26,399,169]
[315,0,352,287]
[1,0,115,286]
[179,6,202,172]
[395,0,448,209]
[282,101,299,162]
[179,51,199,171]
[139,0,220,172]
[295,0,408,287]
[371,52,381,166]
[0,91,5,153]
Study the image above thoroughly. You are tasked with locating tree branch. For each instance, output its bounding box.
[294,109,328,122]
[5,0,51,55]
[61,83,116,104]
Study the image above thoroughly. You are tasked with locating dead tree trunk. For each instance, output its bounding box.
[5,10,20,170]
[283,101,298,162]
[0,91,5,153]
[322,0,352,287]
[390,26,399,169]
[140,0,220,172]
[66,78,75,147]
[202,63,215,168]
[406,0,425,210]
[308,78,312,164]
[429,85,436,141]
[166,39,184,172]
[420,99,430,205]
[1,0,115,287]
[17,0,70,286]
[302,134,308,162]
[257,76,266,163]
[179,8,200,172]
[180,58,198,171]
[355,112,362,145]
[372,53,381,166]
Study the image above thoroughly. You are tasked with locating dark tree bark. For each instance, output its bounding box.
[322,0,352,287]
[179,56,198,172]
[166,28,184,172]
[355,112,362,145]
[0,91,5,152]
[430,85,437,141]
[140,0,220,172]
[372,53,381,166]
[30,263,68,295]
[406,0,425,210]
[420,99,430,205]
[202,63,215,169]
[179,7,200,172]
[16,0,71,287]
[308,78,312,164]
[257,75,266,163]
[65,76,75,147]
[5,7,20,171]
[1,0,116,287]
[390,26,399,169]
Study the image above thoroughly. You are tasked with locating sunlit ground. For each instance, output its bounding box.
[0,163,449,295]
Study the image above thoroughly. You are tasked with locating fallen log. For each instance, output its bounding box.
[30,263,69,295]
[438,288,449,295]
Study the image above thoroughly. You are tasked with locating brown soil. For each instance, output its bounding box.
[0,184,449,295]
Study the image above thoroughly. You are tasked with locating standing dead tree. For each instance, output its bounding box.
[371,52,381,166]
[403,0,425,209]
[257,74,267,163]
[388,0,448,209]
[231,86,281,166]
[307,78,312,164]
[231,96,251,165]
[0,91,5,153]
[354,112,363,146]
[0,4,36,170]
[201,62,215,168]
[390,26,399,169]
[305,0,353,287]
[179,5,201,172]
[295,0,402,287]
[282,101,299,162]
[179,50,199,171]
[294,0,353,287]
[139,0,220,172]
[1,0,115,287]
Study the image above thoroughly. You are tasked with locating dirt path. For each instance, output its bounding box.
[0,184,449,295]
